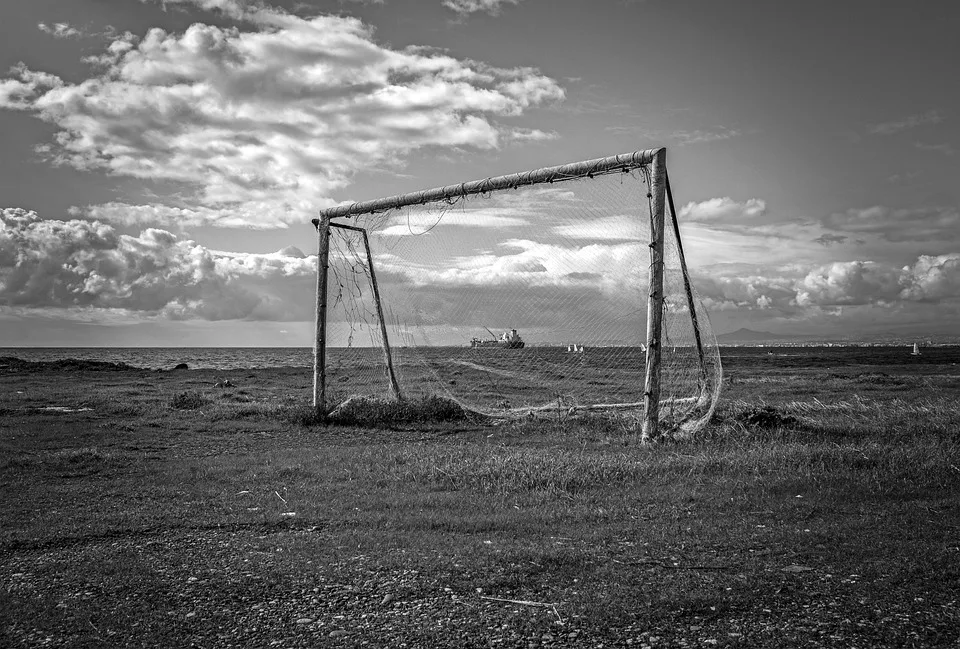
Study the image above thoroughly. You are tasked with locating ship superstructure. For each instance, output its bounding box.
[470,328,525,349]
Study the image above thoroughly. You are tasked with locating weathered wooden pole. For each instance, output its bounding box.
[642,148,667,442]
[359,228,402,401]
[665,170,708,397]
[313,216,331,412]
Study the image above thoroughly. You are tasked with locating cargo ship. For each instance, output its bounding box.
[470,328,525,349]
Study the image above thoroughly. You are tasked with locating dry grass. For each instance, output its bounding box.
[1,351,959,647]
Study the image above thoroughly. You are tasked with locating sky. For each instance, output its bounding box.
[1,0,958,346]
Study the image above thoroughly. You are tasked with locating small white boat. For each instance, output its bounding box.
[911,342,921,356]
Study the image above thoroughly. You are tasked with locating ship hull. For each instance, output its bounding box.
[470,340,525,349]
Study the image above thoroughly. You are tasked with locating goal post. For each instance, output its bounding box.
[312,214,331,411]
[311,147,722,439]
[642,148,667,442]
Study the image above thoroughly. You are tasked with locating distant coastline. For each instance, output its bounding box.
[716,328,960,346]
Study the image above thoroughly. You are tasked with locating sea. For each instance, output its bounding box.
[0,347,316,370]
[1,345,958,372]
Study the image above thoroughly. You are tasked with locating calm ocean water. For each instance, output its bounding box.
[0,345,956,371]
[0,347,315,370]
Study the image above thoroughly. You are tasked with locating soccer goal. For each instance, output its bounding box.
[311,148,722,440]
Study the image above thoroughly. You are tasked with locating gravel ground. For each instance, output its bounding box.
[3,524,959,648]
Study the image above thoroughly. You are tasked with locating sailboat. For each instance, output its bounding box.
[911,342,921,356]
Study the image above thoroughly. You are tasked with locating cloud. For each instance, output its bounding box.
[695,271,798,312]
[694,254,960,314]
[814,233,847,247]
[376,238,644,293]
[794,261,902,307]
[0,208,315,320]
[886,170,921,185]
[148,0,252,19]
[504,127,559,142]
[442,0,521,16]
[678,197,767,223]
[869,109,942,135]
[899,253,960,302]
[671,127,741,146]
[1,3,564,230]
[374,209,531,236]
[822,205,960,242]
[371,185,580,236]
[38,22,82,38]
[551,214,643,241]
[75,202,293,230]
[914,141,955,156]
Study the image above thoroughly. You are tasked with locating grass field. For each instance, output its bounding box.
[1,348,959,648]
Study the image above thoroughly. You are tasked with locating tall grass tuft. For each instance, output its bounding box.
[327,395,470,427]
[169,390,209,410]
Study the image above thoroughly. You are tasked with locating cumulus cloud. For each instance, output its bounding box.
[822,205,960,242]
[899,253,960,302]
[442,0,522,16]
[679,197,767,223]
[377,238,644,293]
[794,261,902,307]
[869,109,942,135]
[695,270,797,312]
[694,254,960,314]
[1,2,564,230]
[0,208,315,320]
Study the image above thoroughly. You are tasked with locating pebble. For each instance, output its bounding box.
[296,618,314,624]
[329,629,349,638]
[382,594,395,605]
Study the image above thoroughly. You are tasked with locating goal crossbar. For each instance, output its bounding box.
[313,148,661,222]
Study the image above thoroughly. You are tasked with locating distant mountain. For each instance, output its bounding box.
[716,328,806,343]
[715,328,960,345]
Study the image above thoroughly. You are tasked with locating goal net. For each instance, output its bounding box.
[314,149,722,438]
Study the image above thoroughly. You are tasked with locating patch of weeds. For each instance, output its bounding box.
[329,395,469,427]
[283,405,326,426]
[169,390,209,410]
[855,372,904,384]
[86,399,142,417]
[733,404,799,430]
